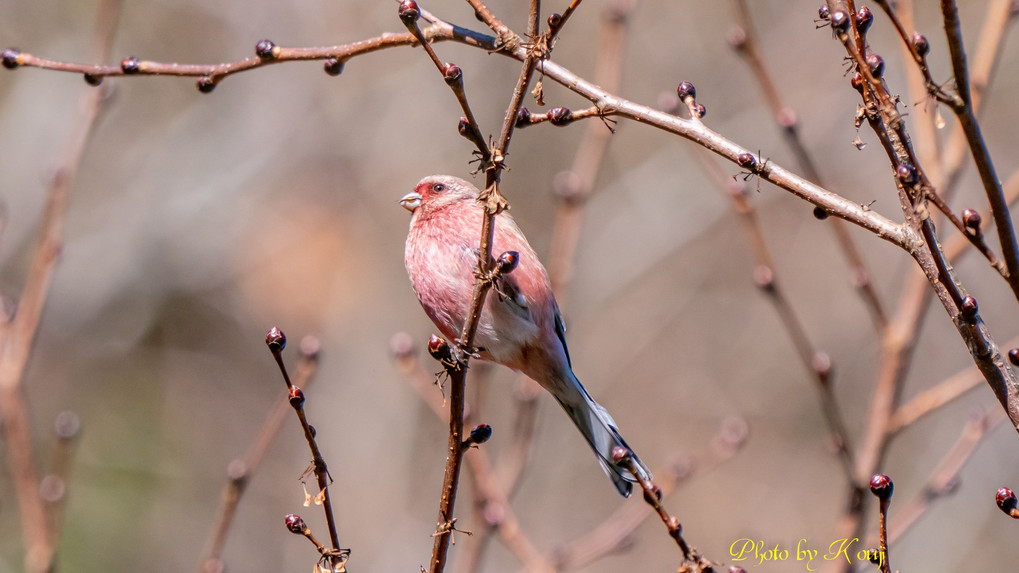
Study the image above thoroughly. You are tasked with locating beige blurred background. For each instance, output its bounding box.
[2,0,1019,571]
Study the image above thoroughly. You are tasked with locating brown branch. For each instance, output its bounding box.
[463,0,517,47]
[940,0,1019,301]
[466,7,633,569]
[884,172,1019,434]
[868,474,893,573]
[266,328,347,571]
[423,2,553,569]
[925,0,1013,205]
[400,2,491,162]
[391,335,551,572]
[3,18,497,92]
[199,336,321,573]
[0,1,121,571]
[4,10,913,247]
[886,407,1006,545]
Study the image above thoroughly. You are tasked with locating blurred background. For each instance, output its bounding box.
[2,0,1019,571]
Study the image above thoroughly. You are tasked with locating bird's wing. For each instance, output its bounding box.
[493,272,532,323]
[553,305,572,368]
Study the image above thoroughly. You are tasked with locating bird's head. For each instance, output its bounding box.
[400,175,478,216]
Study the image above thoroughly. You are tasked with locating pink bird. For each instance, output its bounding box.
[401,174,651,497]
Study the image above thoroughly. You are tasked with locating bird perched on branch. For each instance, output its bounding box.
[401,174,651,497]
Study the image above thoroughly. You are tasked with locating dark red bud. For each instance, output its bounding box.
[516,107,532,127]
[428,334,453,363]
[496,251,519,274]
[856,6,873,33]
[2,48,20,69]
[695,103,707,118]
[851,72,865,94]
[912,32,930,57]
[676,81,696,101]
[83,73,102,86]
[289,386,305,408]
[611,446,632,465]
[1008,348,1019,367]
[547,13,562,28]
[642,482,662,504]
[196,77,216,93]
[962,209,981,232]
[266,327,287,351]
[285,514,307,534]
[867,550,882,564]
[547,107,573,126]
[818,5,830,20]
[896,163,918,185]
[468,423,492,444]
[996,487,1017,514]
[869,473,893,499]
[866,53,885,78]
[813,206,829,220]
[442,63,462,86]
[323,57,344,76]
[398,0,421,25]
[308,424,316,438]
[121,56,141,74]
[457,117,470,138]
[961,296,978,322]
[255,39,277,61]
[737,153,757,169]
[831,10,849,32]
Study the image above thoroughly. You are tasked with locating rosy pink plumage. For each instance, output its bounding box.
[401,174,650,497]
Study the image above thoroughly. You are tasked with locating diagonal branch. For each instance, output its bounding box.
[940,0,1019,301]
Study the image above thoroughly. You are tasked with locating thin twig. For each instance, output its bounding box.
[391,335,550,572]
[940,0,1019,301]
[199,336,321,573]
[266,328,347,571]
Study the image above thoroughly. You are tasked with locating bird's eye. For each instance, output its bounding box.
[431,183,446,193]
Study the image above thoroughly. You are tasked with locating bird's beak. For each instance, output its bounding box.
[400,191,422,212]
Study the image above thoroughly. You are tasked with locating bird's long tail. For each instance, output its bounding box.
[554,370,652,497]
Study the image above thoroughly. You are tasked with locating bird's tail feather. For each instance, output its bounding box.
[555,371,652,498]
